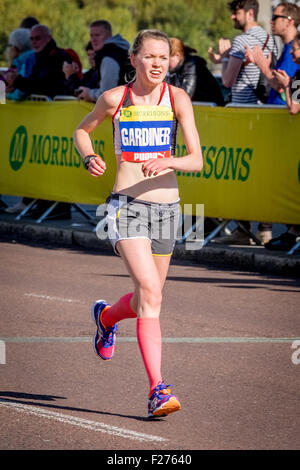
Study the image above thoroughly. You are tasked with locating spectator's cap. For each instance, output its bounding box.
[20,16,39,29]
[8,28,31,52]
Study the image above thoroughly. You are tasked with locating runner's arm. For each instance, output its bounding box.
[73,88,121,175]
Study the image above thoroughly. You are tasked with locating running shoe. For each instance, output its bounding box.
[148,381,181,418]
[92,300,118,360]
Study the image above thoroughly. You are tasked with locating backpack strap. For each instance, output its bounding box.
[243,34,270,68]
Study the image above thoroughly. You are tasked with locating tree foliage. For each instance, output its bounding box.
[0,0,236,68]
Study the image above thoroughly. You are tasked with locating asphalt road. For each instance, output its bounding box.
[0,240,299,451]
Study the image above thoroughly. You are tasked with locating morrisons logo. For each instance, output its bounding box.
[9,127,105,171]
[9,126,28,171]
[176,144,253,182]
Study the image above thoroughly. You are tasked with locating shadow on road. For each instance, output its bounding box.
[0,391,156,422]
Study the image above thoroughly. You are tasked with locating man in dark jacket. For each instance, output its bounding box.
[8,24,71,99]
[78,20,132,102]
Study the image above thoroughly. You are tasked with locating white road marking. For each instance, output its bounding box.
[0,399,167,443]
[1,336,299,343]
[24,293,80,303]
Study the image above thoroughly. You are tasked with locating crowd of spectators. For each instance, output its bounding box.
[207,0,300,251]
[1,4,299,251]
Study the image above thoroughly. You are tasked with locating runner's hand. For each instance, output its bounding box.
[142,158,171,177]
[88,156,106,176]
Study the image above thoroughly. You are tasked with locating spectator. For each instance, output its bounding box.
[263,32,300,252]
[80,42,99,89]
[63,44,99,96]
[19,16,39,29]
[167,37,224,106]
[62,48,83,95]
[77,20,132,102]
[208,0,277,104]
[244,2,300,106]
[4,28,35,101]
[272,32,300,114]
[5,25,72,218]
[5,24,71,99]
[208,0,277,245]
[3,26,37,214]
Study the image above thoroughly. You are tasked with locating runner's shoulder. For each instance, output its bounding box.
[102,86,127,108]
[169,84,192,111]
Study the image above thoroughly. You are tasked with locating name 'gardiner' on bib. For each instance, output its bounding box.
[119,105,174,162]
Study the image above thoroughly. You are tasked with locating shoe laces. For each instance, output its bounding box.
[102,324,118,346]
[150,381,173,399]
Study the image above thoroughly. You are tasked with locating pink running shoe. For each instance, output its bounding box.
[92,300,118,360]
[148,382,181,418]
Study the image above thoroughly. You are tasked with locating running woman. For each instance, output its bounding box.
[74,29,203,418]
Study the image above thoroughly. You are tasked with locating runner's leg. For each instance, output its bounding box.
[117,238,167,392]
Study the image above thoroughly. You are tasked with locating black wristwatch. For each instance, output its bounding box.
[83,154,99,170]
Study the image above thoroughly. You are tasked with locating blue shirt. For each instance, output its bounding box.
[268,41,300,105]
[7,50,36,101]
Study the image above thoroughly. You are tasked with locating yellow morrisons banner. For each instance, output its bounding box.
[0,100,299,224]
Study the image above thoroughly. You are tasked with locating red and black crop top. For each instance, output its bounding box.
[112,82,178,162]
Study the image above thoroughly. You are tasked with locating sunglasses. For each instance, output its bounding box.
[30,35,42,41]
[271,14,292,21]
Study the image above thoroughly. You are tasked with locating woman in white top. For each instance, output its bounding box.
[74,29,203,418]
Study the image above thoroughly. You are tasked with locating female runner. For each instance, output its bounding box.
[74,29,203,418]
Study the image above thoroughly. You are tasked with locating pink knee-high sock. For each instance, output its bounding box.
[102,292,137,327]
[137,317,162,395]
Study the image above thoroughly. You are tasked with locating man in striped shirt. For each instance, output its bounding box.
[208,0,277,246]
[209,0,278,104]
[245,2,300,106]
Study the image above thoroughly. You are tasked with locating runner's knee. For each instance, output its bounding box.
[138,279,162,312]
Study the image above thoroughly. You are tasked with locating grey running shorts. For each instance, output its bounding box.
[106,192,181,256]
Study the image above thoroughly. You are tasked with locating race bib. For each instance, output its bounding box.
[119,105,174,162]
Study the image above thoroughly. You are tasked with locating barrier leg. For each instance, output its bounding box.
[72,203,96,225]
[36,202,59,224]
[15,199,38,221]
[203,219,231,247]
[236,220,262,246]
[287,239,300,255]
[177,220,197,244]
[177,214,204,244]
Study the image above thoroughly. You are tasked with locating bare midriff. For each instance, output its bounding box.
[112,156,179,203]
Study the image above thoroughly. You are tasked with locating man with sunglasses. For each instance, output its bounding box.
[245,2,300,105]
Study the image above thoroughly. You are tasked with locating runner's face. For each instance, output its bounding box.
[132,38,170,84]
